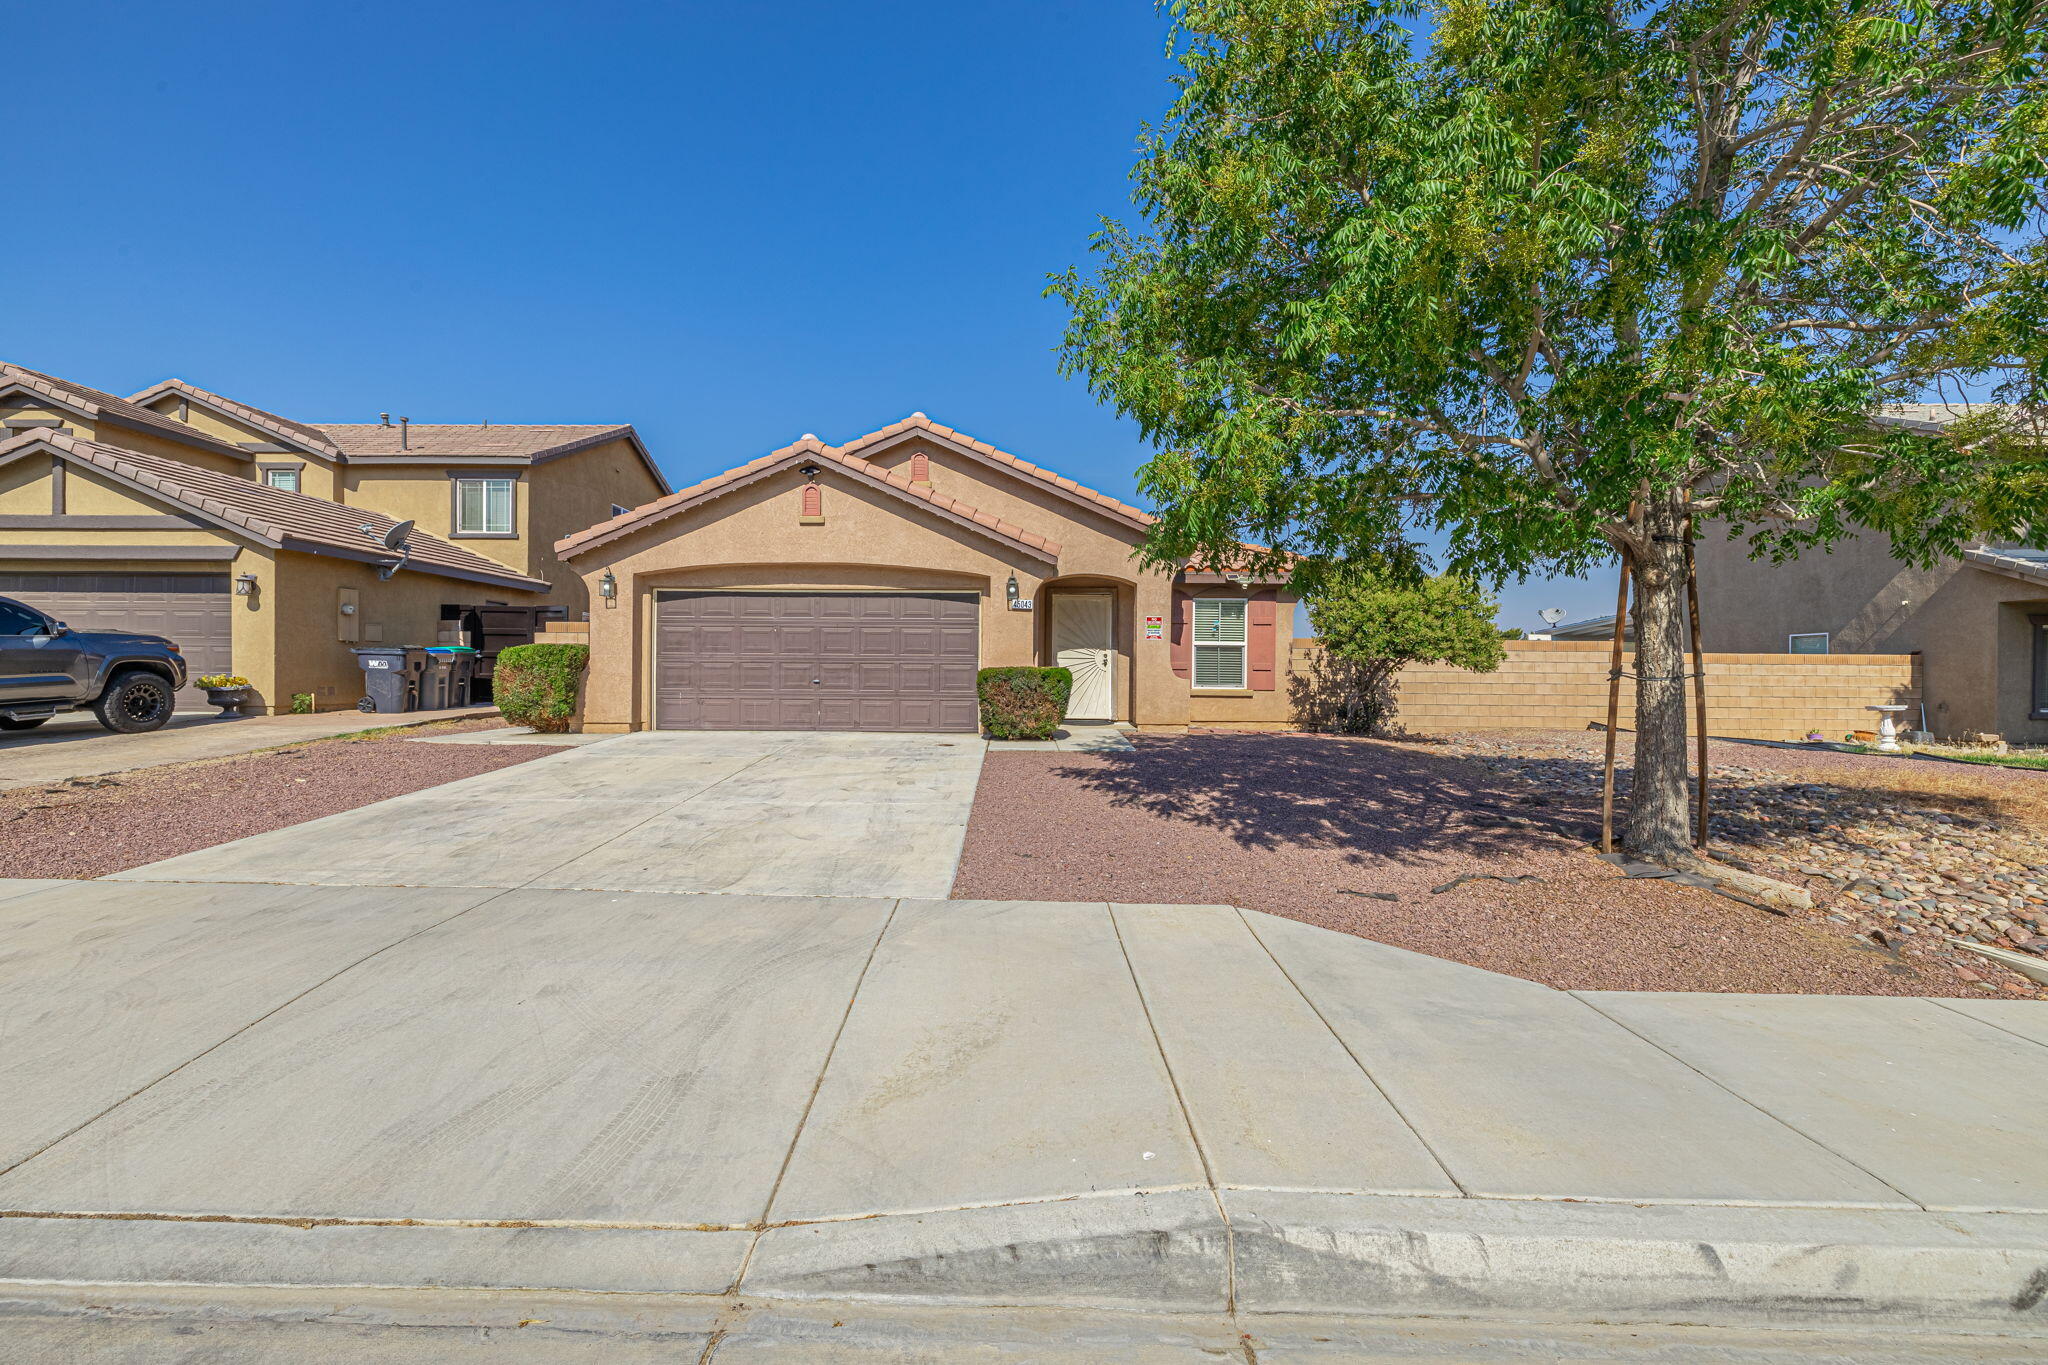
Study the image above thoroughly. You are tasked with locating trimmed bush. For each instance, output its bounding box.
[495,643,589,733]
[977,666,1074,740]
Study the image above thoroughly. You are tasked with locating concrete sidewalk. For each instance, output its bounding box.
[110,730,986,899]
[0,704,499,791]
[1,877,2043,1335]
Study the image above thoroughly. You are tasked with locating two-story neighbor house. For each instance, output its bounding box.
[0,364,668,713]
[556,413,1297,734]
[1694,404,2048,743]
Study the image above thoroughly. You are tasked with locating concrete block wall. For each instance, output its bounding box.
[1290,639,1923,742]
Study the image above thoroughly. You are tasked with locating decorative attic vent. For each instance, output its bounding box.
[909,450,930,485]
[800,478,824,525]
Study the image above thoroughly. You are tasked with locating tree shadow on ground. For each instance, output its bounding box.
[1052,732,1606,866]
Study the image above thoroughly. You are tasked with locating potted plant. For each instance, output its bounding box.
[196,674,254,717]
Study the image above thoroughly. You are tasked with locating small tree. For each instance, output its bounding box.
[1296,571,1507,732]
[1056,0,2048,861]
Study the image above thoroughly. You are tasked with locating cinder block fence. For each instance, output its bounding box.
[1290,639,1922,743]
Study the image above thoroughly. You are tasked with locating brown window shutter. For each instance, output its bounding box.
[1248,591,1278,690]
[1170,591,1192,679]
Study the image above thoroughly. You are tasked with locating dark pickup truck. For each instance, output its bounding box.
[0,594,187,733]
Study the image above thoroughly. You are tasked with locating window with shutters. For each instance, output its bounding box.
[453,477,516,536]
[1192,598,1248,688]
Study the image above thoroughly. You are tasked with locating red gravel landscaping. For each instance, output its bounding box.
[954,729,2026,997]
[0,731,568,879]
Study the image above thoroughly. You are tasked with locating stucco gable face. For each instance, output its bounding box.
[852,432,1155,553]
[597,465,1037,582]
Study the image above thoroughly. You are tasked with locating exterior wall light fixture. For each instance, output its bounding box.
[1006,572,1020,603]
[599,569,618,607]
[234,573,259,597]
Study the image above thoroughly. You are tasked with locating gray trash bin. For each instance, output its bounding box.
[352,647,428,714]
[427,646,479,708]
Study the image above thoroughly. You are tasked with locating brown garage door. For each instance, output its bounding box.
[656,591,979,732]
[0,571,233,706]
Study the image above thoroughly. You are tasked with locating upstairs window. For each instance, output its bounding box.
[262,467,301,493]
[1192,598,1248,688]
[454,477,516,535]
[1788,632,1829,654]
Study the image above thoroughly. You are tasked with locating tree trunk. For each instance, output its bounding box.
[1626,497,1696,863]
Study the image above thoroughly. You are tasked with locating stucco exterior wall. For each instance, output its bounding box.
[0,451,53,510]
[520,440,667,614]
[343,466,524,569]
[80,424,251,478]
[1694,530,2046,740]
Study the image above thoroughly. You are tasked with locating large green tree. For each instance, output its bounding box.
[1056,0,2048,861]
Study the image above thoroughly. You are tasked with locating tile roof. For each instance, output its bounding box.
[128,378,344,456]
[1963,544,2048,588]
[311,423,634,459]
[555,435,1063,563]
[0,430,548,593]
[837,412,1157,532]
[0,362,245,455]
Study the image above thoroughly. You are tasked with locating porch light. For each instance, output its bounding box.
[1005,572,1020,603]
[598,569,618,606]
[234,573,259,597]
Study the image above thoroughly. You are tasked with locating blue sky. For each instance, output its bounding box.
[10,0,1612,630]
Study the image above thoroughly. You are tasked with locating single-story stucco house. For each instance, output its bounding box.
[555,414,1297,733]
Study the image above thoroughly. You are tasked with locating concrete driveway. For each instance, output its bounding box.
[112,730,985,900]
[0,704,494,792]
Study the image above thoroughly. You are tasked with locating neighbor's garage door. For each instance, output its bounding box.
[0,571,233,706]
[656,592,979,732]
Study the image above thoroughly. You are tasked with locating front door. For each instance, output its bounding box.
[1051,591,1115,721]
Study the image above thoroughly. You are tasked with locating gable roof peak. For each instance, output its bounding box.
[126,377,345,457]
[837,412,1156,532]
[0,362,251,459]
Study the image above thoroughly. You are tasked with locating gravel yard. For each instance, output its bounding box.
[955,728,2047,997]
[0,722,567,879]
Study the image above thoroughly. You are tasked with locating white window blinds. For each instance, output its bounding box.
[456,478,515,535]
[1192,599,1248,688]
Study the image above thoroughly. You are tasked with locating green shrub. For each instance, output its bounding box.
[495,643,589,733]
[290,692,316,714]
[976,666,1073,740]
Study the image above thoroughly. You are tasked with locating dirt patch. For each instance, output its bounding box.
[954,730,2034,997]
[0,731,567,879]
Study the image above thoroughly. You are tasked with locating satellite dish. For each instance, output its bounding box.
[1539,607,1567,625]
[362,519,415,580]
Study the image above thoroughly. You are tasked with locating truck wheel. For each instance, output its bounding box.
[0,716,48,731]
[93,671,175,734]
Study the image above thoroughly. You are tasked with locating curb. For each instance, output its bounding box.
[6,1194,2044,1334]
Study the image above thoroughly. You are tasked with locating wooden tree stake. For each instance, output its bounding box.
[1684,515,1709,849]
[1601,551,1632,855]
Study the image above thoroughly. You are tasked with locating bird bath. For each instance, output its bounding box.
[1868,704,1910,753]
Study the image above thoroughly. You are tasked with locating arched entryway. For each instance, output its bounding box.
[1036,576,1138,722]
